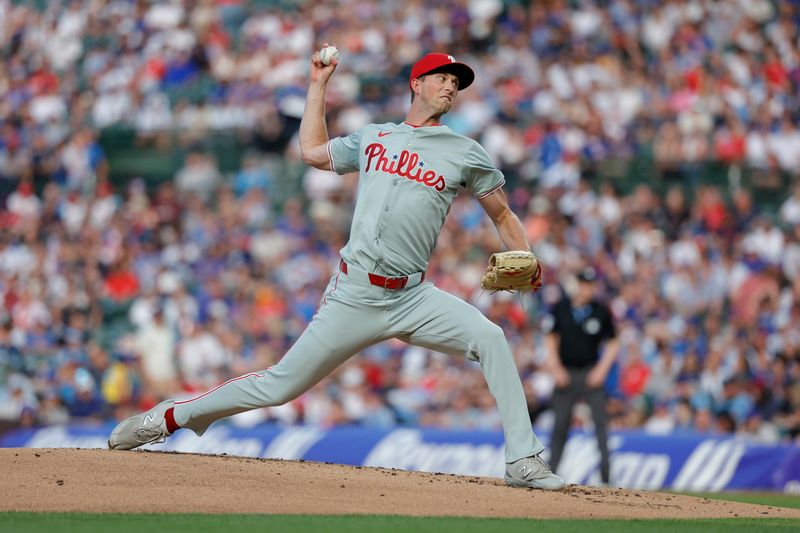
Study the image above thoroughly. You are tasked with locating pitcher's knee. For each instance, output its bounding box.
[474,322,509,350]
[468,323,520,365]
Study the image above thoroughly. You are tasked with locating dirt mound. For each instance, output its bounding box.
[1,448,796,519]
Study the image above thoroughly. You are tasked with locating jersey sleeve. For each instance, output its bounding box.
[464,142,505,198]
[327,129,363,175]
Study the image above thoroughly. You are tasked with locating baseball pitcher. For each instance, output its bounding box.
[109,46,565,490]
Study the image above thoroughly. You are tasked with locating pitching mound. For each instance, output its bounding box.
[2,448,797,519]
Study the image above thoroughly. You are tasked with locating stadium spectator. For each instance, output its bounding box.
[0,0,799,446]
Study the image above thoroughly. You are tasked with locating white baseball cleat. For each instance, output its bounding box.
[504,453,566,490]
[108,400,175,450]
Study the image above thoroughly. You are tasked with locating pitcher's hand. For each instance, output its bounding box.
[310,42,338,84]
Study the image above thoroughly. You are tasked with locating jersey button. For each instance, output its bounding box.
[384,206,389,211]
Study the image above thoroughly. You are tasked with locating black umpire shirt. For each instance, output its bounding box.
[548,296,616,369]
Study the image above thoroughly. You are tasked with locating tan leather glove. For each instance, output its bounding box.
[480,251,543,292]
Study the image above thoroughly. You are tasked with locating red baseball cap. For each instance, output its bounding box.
[409,53,475,90]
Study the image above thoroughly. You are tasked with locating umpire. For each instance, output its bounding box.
[544,267,619,485]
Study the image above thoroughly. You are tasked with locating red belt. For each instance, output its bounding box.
[340,260,424,290]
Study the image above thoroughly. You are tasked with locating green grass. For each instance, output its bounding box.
[1,513,799,533]
[2,494,798,532]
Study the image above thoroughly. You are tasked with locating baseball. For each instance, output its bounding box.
[319,45,339,66]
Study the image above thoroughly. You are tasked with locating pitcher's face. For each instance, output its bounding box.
[415,72,459,114]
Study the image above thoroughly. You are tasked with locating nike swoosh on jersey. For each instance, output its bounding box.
[378,131,392,137]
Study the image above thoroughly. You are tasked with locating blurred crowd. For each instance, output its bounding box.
[1,0,800,444]
[2,0,800,189]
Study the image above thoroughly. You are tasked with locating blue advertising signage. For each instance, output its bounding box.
[3,424,799,492]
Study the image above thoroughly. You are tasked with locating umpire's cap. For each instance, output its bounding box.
[410,53,475,90]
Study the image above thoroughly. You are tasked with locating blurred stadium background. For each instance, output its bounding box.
[1,0,800,490]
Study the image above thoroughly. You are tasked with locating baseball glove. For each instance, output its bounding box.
[480,251,543,292]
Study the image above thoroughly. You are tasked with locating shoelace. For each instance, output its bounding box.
[532,455,554,473]
[134,424,167,445]
[517,455,554,479]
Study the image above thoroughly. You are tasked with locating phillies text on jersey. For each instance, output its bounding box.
[363,142,447,192]
[328,122,505,276]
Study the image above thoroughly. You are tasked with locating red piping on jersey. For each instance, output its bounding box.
[321,268,341,307]
[326,140,337,173]
[175,372,265,405]
[475,179,506,199]
[403,121,440,127]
